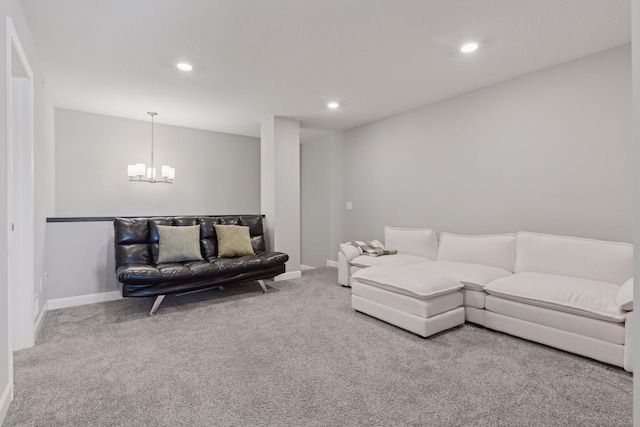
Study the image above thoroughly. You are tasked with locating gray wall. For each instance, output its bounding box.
[261,117,301,273]
[301,133,343,268]
[301,45,632,266]
[341,44,631,244]
[46,221,118,300]
[55,109,261,217]
[34,85,55,315]
[0,0,55,420]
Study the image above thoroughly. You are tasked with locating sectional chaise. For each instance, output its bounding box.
[339,227,634,372]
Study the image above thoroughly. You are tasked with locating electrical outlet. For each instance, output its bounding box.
[346,202,353,210]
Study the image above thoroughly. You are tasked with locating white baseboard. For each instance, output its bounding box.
[300,264,315,271]
[0,381,13,426]
[48,291,123,310]
[275,270,303,281]
[326,260,338,268]
[34,302,48,339]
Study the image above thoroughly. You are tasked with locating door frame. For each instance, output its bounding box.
[6,17,36,361]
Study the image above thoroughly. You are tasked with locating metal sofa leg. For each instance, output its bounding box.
[257,280,268,293]
[149,295,166,315]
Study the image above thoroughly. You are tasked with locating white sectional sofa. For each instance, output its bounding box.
[339,228,634,372]
[338,227,438,286]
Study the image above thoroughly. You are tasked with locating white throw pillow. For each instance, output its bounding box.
[384,227,438,260]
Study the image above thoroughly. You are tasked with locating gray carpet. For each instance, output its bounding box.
[4,268,632,426]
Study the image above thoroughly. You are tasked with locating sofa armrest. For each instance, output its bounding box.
[338,244,360,287]
[338,240,384,287]
[339,243,361,262]
[617,278,633,311]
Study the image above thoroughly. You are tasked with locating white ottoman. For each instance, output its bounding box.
[351,265,465,338]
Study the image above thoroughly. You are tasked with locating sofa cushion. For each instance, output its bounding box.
[156,225,204,264]
[215,225,255,258]
[485,272,626,322]
[437,233,516,272]
[213,251,289,274]
[384,227,438,260]
[350,254,431,268]
[352,265,462,300]
[116,252,289,285]
[117,261,214,284]
[116,263,163,284]
[409,261,512,291]
[156,261,211,281]
[114,217,149,244]
[515,232,633,285]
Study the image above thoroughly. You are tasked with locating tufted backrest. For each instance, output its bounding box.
[114,215,266,269]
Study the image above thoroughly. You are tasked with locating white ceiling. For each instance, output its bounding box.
[21,0,630,142]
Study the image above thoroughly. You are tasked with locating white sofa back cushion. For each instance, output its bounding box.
[437,233,516,272]
[515,232,633,285]
[384,227,438,260]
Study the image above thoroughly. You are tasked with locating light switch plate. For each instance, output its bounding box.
[346,202,353,210]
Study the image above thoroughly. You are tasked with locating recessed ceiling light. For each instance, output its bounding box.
[176,63,193,71]
[460,43,479,53]
[327,102,340,109]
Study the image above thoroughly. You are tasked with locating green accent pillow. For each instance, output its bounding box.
[215,224,255,258]
[156,225,203,264]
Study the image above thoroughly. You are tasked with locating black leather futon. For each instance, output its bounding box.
[114,215,288,314]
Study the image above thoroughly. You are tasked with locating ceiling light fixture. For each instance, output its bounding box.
[460,43,479,53]
[127,112,175,184]
[176,63,193,71]
[327,102,340,109]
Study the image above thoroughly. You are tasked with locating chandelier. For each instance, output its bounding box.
[127,112,175,183]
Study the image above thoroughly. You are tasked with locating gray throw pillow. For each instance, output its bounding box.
[156,225,203,264]
[215,224,255,258]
